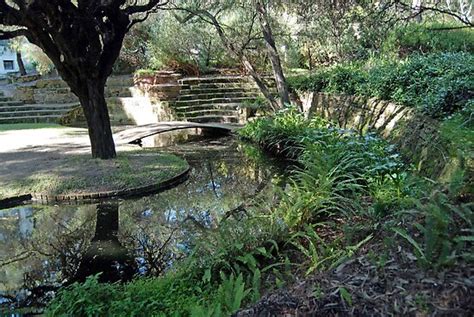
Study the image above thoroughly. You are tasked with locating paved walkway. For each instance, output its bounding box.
[0,122,240,183]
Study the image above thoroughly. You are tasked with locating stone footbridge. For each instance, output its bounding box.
[114,121,240,145]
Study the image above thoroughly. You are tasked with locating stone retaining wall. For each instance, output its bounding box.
[60,97,178,127]
[296,92,465,181]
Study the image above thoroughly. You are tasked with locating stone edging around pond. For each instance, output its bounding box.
[0,166,191,208]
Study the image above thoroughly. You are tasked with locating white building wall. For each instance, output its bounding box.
[0,44,19,75]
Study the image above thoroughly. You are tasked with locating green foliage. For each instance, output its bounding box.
[146,13,234,74]
[46,272,212,317]
[288,225,372,275]
[193,273,250,316]
[289,0,393,65]
[383,22,474,56]
[240,108,406,227]
[394,192,473,269]
[440,102,474,157]
[288,52,474,118]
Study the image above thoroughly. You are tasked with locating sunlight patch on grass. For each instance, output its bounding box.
[0,123,65,132]
[0,151,188,199]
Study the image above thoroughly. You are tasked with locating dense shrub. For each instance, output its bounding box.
[384,22,474,56]
[288,53,474,118]
[239,108,408,226]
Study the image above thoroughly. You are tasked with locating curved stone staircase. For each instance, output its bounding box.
[0,90,77,124]
[0,76,135,124]
[1,74,270,125]
[172,76,264,123]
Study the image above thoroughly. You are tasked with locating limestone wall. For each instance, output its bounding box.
[18,74,182,126]
[297,92,464,181]
[60,96,179,127]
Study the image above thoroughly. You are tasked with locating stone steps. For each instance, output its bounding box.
[171,75,266,124]
[173,96,258,107]
[178,76,250,85]
[0,108,73,117]
[179,87,259,95]
[34,75,134,89]
[180,109,239,118]
[32,87,135,104]
[183,83,258,90]
[176,91,259,102]
[1,75,136,125]
[173,103,244,113]
[0,100,24,107]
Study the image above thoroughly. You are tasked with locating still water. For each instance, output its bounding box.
[0,132,284,310]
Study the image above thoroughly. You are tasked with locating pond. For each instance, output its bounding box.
[0,132,286,312]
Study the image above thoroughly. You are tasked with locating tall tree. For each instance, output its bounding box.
[9,37,27,75]
[171,0,288,110]
[255,0,290,107]
[0,0,167,159]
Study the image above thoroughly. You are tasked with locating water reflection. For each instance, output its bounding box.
[0,137,283,310]
[74,203,135,283]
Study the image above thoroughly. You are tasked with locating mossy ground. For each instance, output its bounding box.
[0,150,188,199]
[0,124,188,199]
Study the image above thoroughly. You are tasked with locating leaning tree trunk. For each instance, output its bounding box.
[77,79,117,159]
[196,10,280,111]
[16,51,26,76]
[256,1,291,107]
[241,55,280,111]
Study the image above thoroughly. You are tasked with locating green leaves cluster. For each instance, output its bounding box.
[288,52,474,118]
[394,191,473,269]
[383,22,474,55]
[240,108,407,227]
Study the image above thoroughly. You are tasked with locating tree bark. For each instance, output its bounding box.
[241,55,279,111]
[16,51,26,76]
[256,1,290,107]
[77,79,117,159]
[412,0,423,22]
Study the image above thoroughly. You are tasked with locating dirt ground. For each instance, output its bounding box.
[0,126,131,181]
[0,126,186,198]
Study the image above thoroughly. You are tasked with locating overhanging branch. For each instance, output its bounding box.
[394,0,473,27]
[125,0,168,15]
[0,28,29,40]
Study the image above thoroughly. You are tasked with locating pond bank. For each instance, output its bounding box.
[0,135,284,313]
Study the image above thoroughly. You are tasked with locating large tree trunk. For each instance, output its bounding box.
[77,79,117,159]
[256,1,290,108]
[16,51,26,76]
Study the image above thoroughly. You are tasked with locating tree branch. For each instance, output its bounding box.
[394,0,473,27]
[0,28,29,40]
[125,0,168,15]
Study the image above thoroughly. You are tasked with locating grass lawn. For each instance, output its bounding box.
[0,150,188,199]
[0,123,65,132]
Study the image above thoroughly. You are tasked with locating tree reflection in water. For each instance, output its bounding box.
[0,137,284,309]
[73,203,135,283]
